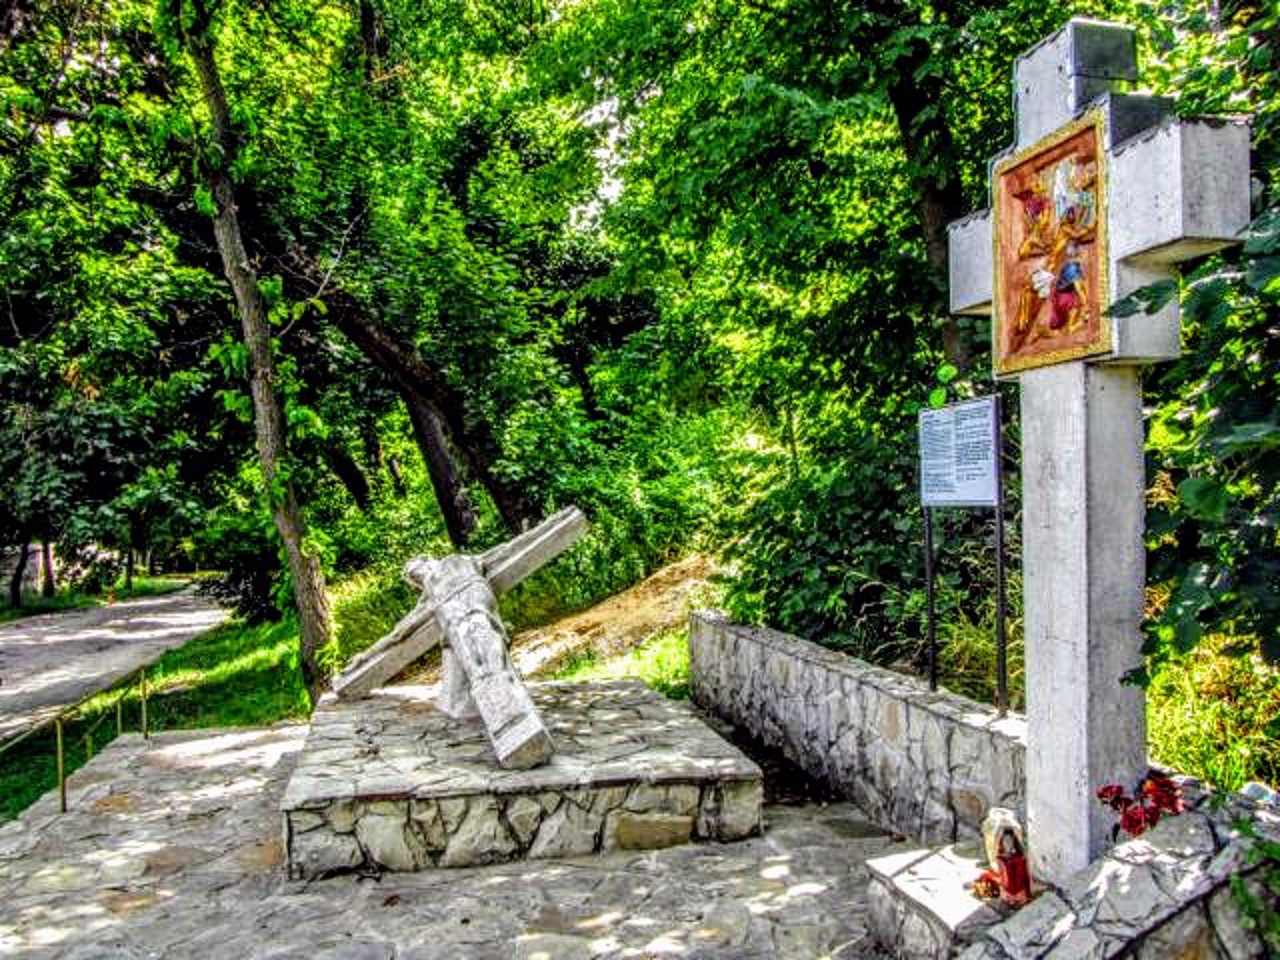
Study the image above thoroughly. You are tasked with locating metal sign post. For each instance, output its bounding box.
[918,394,1009,715]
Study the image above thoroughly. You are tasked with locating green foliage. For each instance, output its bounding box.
[0,0,1276,791]
[1131,5,1280,674]
[1229,818,1280,956]
[553,627,692,701]
[323,564,416,673]
[1146,634,1280,791]
[936,590,1026,713]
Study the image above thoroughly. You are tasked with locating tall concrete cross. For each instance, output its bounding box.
[948,19,1250,885]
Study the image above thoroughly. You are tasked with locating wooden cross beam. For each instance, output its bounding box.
[331,507,587,703]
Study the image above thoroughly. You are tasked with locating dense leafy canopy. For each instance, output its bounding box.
[1,0,1276,689]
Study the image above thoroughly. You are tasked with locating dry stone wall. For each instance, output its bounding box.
[689,611,1027,843]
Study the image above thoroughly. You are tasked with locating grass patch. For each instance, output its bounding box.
[553,627,691,700]
[1147,634,1280,792]
[935,611,1026,712]
[0,615,307,821]
[114,575,192,599]
[322,565,415,675]
[0,576,191,624]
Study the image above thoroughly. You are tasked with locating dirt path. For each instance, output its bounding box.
[0,590,228,741]
[513,554,720,677]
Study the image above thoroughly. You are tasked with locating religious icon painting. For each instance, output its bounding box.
[992,109,1111,375]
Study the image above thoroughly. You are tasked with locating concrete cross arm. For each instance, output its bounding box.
[1108,112,1250,361]
[948,209,994,317]
[331,507,590,700]
[948,94,1251,361]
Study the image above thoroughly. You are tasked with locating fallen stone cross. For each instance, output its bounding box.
[332,506,588,769]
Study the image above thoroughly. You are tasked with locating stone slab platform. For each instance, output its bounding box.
[282,680,763,878]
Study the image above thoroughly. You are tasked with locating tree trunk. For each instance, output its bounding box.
[402,389,478,547]
[9,539,29,609]
[126,514,139,591]
[39,540,55,597]
[285,251,533,530]
[325,443,372,511]
[387,455,407,497]
[884,30,971,372]
[183,25,332,705]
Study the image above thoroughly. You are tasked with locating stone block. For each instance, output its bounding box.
[281,680,762,877]
[287,824,363,879]
[948,210,993,315]
[607,812,694,850]
[1013,19,1138,148]
[441,797,517,867]
[498,796,541,847]
[356,806,423,871]
[867,844,1003,960]
[527,798,598,859]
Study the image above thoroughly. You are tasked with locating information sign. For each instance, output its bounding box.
[918,396,999,507]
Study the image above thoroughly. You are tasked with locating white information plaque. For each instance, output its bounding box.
[918,396,999,508]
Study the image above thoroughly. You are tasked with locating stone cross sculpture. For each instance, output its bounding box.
[332,507,588,770]
[948,19,1249,885]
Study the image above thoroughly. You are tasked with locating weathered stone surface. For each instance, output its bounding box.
[690,611,1026,843]
[959,779,1280,960]
[282,680,762,876]
[441,797,517,866]
[0,726,896,959]
[503,796,543,846]
[355,806,423,871]
[608,812,694,850]
[527,798,598,859]
[867,844,1003,959]
[289,824,364,878]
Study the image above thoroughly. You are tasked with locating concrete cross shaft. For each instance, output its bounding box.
[947,19,1249,885]
[331,507,588,769]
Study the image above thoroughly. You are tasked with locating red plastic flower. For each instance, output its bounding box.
[1119,804,1148,836]
[1099,770,1184,840]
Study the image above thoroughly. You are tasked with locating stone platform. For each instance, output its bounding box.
[282,680,763,878]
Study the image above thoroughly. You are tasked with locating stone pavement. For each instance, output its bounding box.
[0,724,897,958]
[0,590,227,741]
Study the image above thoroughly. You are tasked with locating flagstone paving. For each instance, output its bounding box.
[0,590,228,741]
[0,723,896,958]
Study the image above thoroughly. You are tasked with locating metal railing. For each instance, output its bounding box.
[0,666,151,813]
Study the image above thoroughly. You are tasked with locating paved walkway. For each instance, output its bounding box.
[0,725,897,958]
[0,590,228,741]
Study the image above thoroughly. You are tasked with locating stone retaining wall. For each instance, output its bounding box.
[689,611,1027,843]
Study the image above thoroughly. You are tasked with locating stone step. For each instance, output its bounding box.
[281,680,763,878]
[868,842,1006,959]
